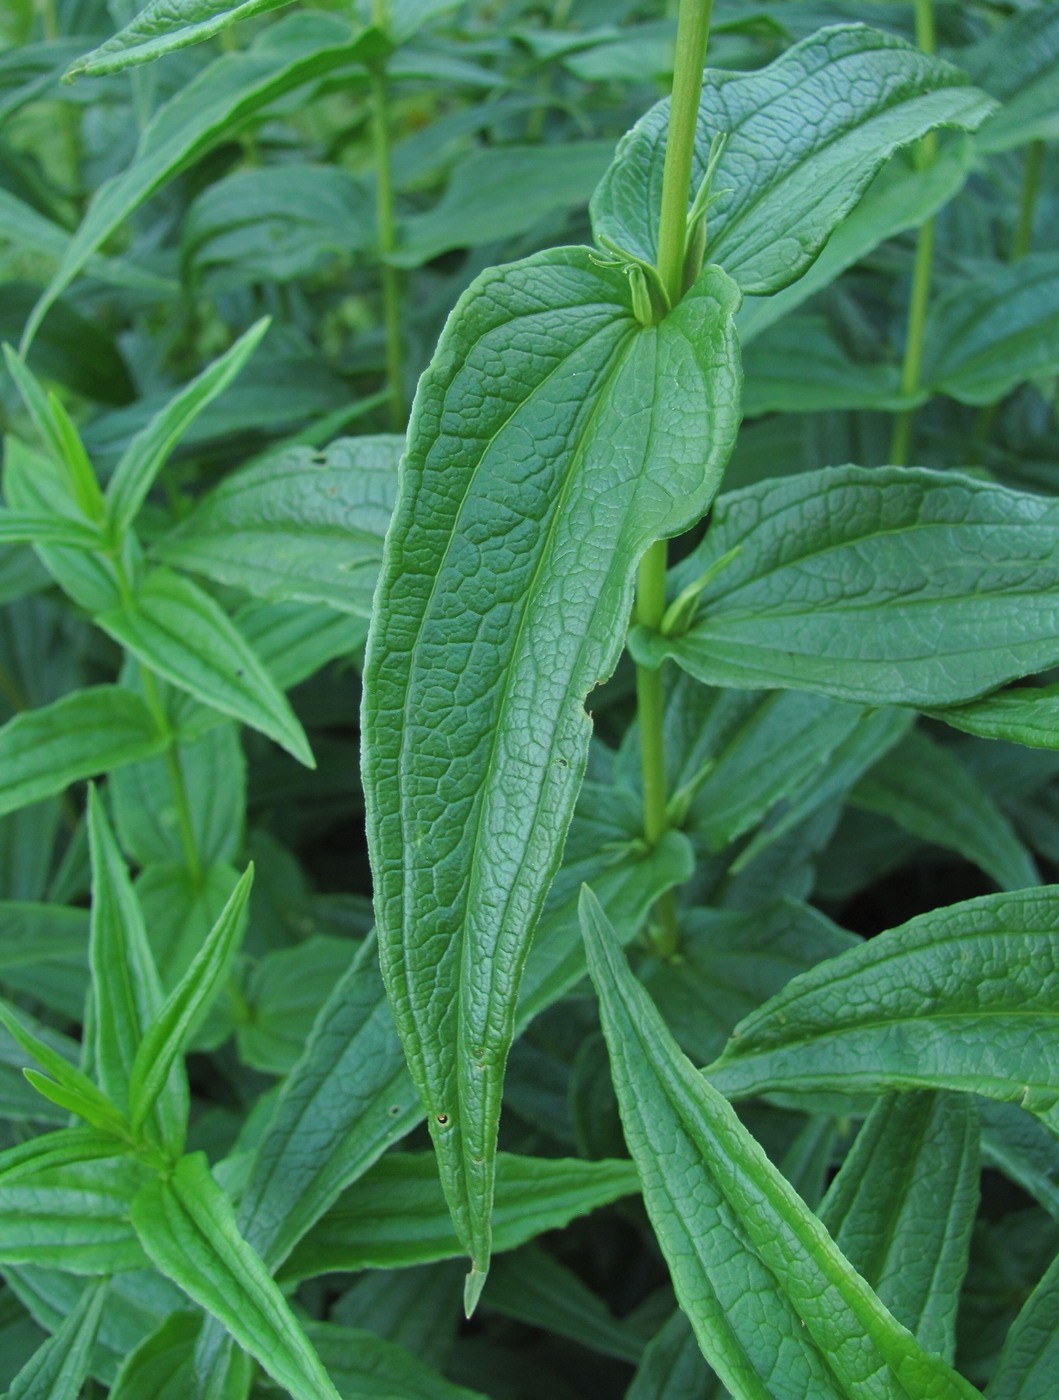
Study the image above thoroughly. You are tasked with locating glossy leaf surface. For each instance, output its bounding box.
[579,889,982,1399]
[362,247,740,1290]
[708,888,1059,1134]
[632,466,1059,706]
[591,24,993,294]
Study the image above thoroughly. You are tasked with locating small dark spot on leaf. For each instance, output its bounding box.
[436,1112,449,1125]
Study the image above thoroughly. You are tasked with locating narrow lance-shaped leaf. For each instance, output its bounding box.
[66,0,301,78]
[96,568,314,767]
[707,887,1059,1135]
[128,865,252,1137]
[105,318,270,536]
[87,789,187,1154]
[631,466,1059,707]
[0,1000,129,1139]
[0,687,167,820]
[819,1093,980,1362]
[590,24,995,295]
[361,248,741,1302]
[130,1153,343,1400]
[578,889,982,1399]
[5,1276,107,1400]
[986,1250,1059,1399]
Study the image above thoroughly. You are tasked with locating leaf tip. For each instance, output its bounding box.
[463,1263,488,1318]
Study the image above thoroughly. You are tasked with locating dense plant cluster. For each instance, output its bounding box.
[1,0,1059,1396]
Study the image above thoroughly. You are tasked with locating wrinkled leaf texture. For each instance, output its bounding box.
[362,246,740,1297]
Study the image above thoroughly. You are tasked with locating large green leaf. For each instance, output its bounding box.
[283,1151,638,1279]
[0,687,166,819]
[24,13,387,347]
[97,569,313,766]
[921,253,1059,406]
[66,0,300,77]
[819,1093,979,1361]
[591,24,994,295]
[130,1153,342,1400]
[4,1276,107,1400]
[154,435,401,617]
[630,466,1059,706]
[578,889,982,1399]
[851,729,1038,892]
[361,247,740,1299]
[707,888,1059,1134]
[108,1312,251,1400]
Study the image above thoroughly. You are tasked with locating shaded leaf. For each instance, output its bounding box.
[5,1276,107,1400]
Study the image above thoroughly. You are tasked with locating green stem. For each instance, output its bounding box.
[634,0,713,959]
[370,55,404,432]
[889,0,936,467]
[1013,139,1044,260]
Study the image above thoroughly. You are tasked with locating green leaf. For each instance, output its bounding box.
[929,683,1059,751]
[4,1276,107,1400]
[23,14,388,348]
[0,687,167,820]
[485,1242,647,1363]
[0,1158,150,1273]
[305,1319,484,1400]
[236,936,361,1076]
[0,1001,129,1139]
[129,1153,342,1400]
[237,935,420,1272]
[578,889,983,1399]
[707,887,1059,1135]
[986,1251,1059,1398]
[97,568,313,767]
[154,435,402,617]
[591,24,994,294]
[741,314,920,417]
[283,1151,638,1280]
[183,166,375,290]
[2,438,122,613]
[921,253,1059,406]
[104,319,270,537]
[819,1093,980,1361]
[641,898,858,1066]
[965,4,1059,153]
[128,865,252,1137]
[87,790,187,1153]
[0,1128,125,1188]
[980,1100,1059,1223]
[0,511,104,550]
[737,136,973,344]
[112,722,245,871]
[361,247,740,1294]
[66,0,299,77]
[1,347,103,521]
[631,466,1059,707]
[392,142,615,268]
[628,1308,722,1400]
[851,729,1038,892]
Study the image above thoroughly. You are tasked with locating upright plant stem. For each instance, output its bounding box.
[370,6,404,433]
[140,668,202,887]
[890,0,936,467]
[635,0,714,958]
[1013,139,1044,260]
